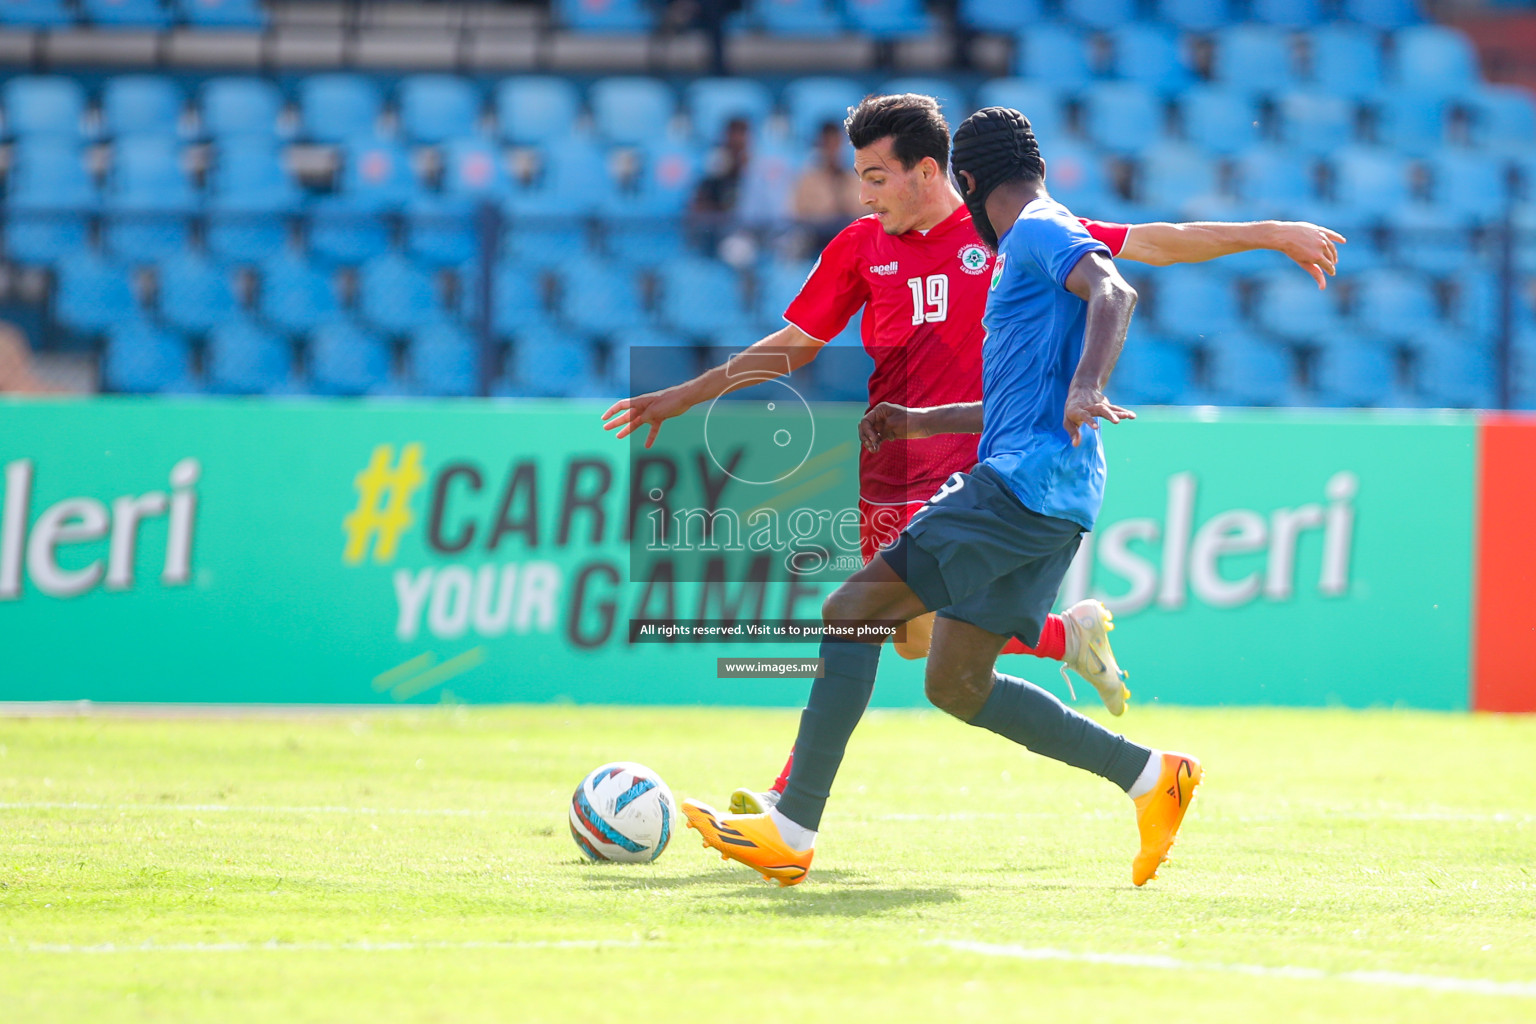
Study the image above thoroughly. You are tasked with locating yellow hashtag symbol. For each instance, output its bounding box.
[343,443,426,564]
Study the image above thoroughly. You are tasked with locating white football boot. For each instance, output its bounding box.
[1061,598,1130,716]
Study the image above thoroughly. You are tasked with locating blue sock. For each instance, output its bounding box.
[969,672,1151,791]
[775,640,881,832]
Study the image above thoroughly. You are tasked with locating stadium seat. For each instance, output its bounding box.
[881,78,968,124]
[180,0,265,28]
[610,327,699,394]
[308,319,392,396]
[158,253,240,334]
[686,79,774,142]
[1372,91,1448,156]
[659,258,751,334]
[1276,92,1357,156]
[750,0,842,35]
[259,255,342,334]
[1153,0,1231,33]
[103,137,196,261]
[1416,334,1496,407]
[4,139,96,263]
[0,0,72,26]
[484,260,552,337]
[1306,24,1384,98]
[1137,143,1219,216]
[1344,0,1421,30]
[299,75,382,145]
[955,0,1041,32]
[1206,332,1295,405]
[1385,201,1477,275]
[503,223,593,269]
[1330,146,1410,217]
[3,77,86,140]
[1234,145,1318,211]
[1017,24,1093,86]
[358,253,445,335]
[844,0,930,37]
[975,81,1065,146]
[206,138,298,262]
[1448,267,1500,333]
[309,137,415,263]
[503,137,608,219]
[407,139,510,267]
[1391,26,1478,97]
[206,319,292,395]
[104,323,194,395]
[103,76,183,139]
[1180,86,1261,156]
[1108,24,1195,92]
[807,343,873,401]
[590,77,676,146]
[1151,265,1242,337]
[1352,267,1438,340]
[398,76,483,145]
[496,77,582,146]
[1062,0,1133,30]
[506,329,599,397]
[55,253,139,335]
[604,140,700,219]
[1313,337,1397,406]
[200,77,284,141]
[1254,269,1343,341]
[558,260,645,334]
[783,78,865,145]
[1427,150,1512,224]
[82,0,171,29]
[555,0,652,32]
[1250,0,1322,27]
[1039,140,1110,210]
[602,221,690,268]
[1211,25,1297,95]
[757,259,815,324]
[1082,82,1164,155]
[407,322,479,397]
[1468,85,1536,150]
[1112,334,1192,405]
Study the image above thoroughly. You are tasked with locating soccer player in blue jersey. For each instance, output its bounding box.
[682,106,1200,888]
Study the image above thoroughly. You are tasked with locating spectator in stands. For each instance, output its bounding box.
[693,116,753,216]
[791,120,864,254]
[0,324,65,394]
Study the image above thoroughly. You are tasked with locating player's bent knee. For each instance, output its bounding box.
[924,665,990,720]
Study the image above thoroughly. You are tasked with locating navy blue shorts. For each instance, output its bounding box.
[884,464,1083,647]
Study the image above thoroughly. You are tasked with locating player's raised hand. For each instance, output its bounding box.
[1272,221,1347,289]
[601,387,692,449]
[1063,386,1135,447]
[859,402,919,452]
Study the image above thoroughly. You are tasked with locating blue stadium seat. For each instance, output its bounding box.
[783,78,864,145]
[1017,24,1093,86]
[1385,201,1476,275]
[179,0,265,28]
[158,253,240,334]
[3,77,86,140]
[1152,0,1230,33]
[308,319,392,396]
[827,304,863,347]
[1138,144,1219,216]
[1427,150,1512,223]
[881,78,968,125]
[496,77,582,145]
[358,253,444,335]
[103,76,183,138]
[206,319,291,394]
[843,0,931,38]
[1313,337,1397,406]
[506,329,599,397]
[1082,81,1163,155]
[1416,334,1495,408]
[1250,0,1322,27]
[956,0,1041,31]
[259,255,341,334]
[602,220,690,268]
[105,322,194,394]
[1211,25,1296,94]
[1235,145,1318,211]
[1040,141,1109,210]
[1344,0,1421,30]
[4,139,96,263]
[309,137,415,263]
[408,322,479,396]
[757,259,814,324]
[0,0,72,26]
[503,223,593,269]
[206,138,298,261]
[1063,0,1134,29]
[103,137,196,261]
[1206,333,1295,405]
[975,80,1065,145]
[686,78,774,142]
[1112,333,1192,405]
[398,75,483,145]
[1276,92,1356,156]
[555,0,651,31]
[1374,91,1449,156]
[807,343,873,401]
[589,77,676,146]
[1448,267,1500,333]
[1151,266,1241,337]
[1391,25,1478,97]
[55,253,138,335]
[609,327,699,394]
[1254,269,1343,341]
[1108,24,1195,92]
[484,260,552,337]
[604,140,700,219]
[1330,146,1410,216]
[1352,267,1438,340]
[659,258,751,334]
[200,77,284,141]
[82,0,171,28]
[1306,24,1384,98]
[750,0,842,35]
[558,260,645,334]
[504,137,608,218]
[299,74,382,144]
[407,139,510,266]
[1468,85,1536,150]
[1180,86,1261,155]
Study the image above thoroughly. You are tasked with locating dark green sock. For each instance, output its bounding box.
[774,640,881,831]
[969,672,1151,791]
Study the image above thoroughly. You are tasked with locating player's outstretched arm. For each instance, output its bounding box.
[858,401,983,452]
[1118,220,1347,289]
[600,323,823,448]
[1062,251,1138,448]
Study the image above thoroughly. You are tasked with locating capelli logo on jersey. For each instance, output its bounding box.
[868,262,899,276]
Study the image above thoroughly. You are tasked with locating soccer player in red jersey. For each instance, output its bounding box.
[602,93,1344,817]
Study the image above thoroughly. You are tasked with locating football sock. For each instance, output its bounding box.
[1126,749,1164,800]
[774,639,881,832]
[999,614,1066,660]
[769,749,795,795]
[968,672,1152,792]
[768,807,817,852]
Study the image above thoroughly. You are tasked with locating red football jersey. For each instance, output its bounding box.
[784,204,1128,505]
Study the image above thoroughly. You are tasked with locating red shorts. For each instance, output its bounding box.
[858,498,928,564]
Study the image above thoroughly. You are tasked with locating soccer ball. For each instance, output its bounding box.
[568,761,676,863]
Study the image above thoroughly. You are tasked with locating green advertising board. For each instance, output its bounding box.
[0,399,1475,709]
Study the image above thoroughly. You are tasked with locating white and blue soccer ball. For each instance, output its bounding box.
[568,761,676,864]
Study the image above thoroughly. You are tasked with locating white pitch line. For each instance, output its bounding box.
[0,802,541,818]
[935,940,1536,999]
[13,939,642,955]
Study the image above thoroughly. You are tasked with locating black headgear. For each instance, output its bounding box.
[950,107,1044,249]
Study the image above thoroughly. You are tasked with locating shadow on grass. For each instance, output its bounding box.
[580,866,960,917]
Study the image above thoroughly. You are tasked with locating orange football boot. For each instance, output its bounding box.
[1132,752,1203,886]
[682,799,813,887]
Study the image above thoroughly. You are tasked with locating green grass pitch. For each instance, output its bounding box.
[2,704,1534,1023]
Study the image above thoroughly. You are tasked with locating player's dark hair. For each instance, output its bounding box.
[844,93,950,172]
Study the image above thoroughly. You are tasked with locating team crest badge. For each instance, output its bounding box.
[990,253,1006,290]
[958,243,990,275]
